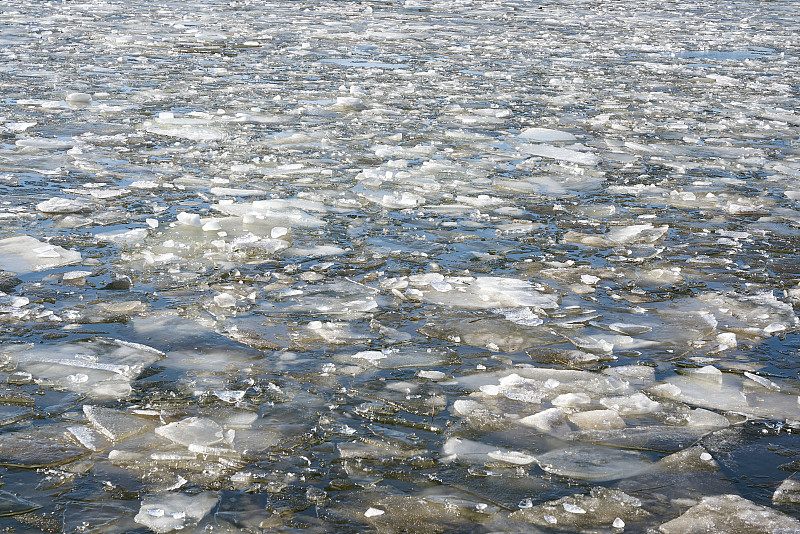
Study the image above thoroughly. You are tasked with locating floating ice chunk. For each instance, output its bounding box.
[563,503,586,514]
[535,445,652,481]
[202,220,222,231]
[521,144,598,165]
[419,276,559,310]
[743,372,780,391]
[365,507,385,517]
[67,425,109,451]
[519,407,571,433]
[658,494,800,534]
[519,127,577,142]
[36,197,89,214]
[613,517,625,529]
[451,399,485,417]
[66,92,92,104]
[441,437,500,463]
[568,409,626,430]
[608,323,652,336]
[155,417,224,447]
[84,405,153,441]
[271,226,288,238]
[176,212,201,227]
[418,370,447,380]
[2,337,164,398]
[96,228,148,246]
[691,365,723,383]
[650,372,800,422]
[213,293,236,308]
[509,488,649,528]
[686,408,729,429]
[600,393,661,415]
[773,478,800,505]
[764,323,786,334]
[487,450,536,465]
[350,350,386,364]
[134,492,218,534]
[552,392,591,408]
[716,332,737,349]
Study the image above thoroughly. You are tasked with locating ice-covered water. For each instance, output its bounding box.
[1,0,800,531]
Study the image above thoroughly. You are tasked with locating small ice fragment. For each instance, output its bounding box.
[480,384,501,396]
[716,332,737,348]
[271,226,288,238]
[544,515,558,524]
[66,92,92,104]
[146,218,159,229]
[148,508,165,517]
[176,212,201,227]
[365,507,385,517]
[764,323,786,334]
[10,296,29,307]
[213,293,236,308]
[202,220,222,231]
[700,452,713,461]
[744,372,780,391]
[563,503,586,514]
[613,517,625,528]
[418,370,447,380]
[519,498,533,509]
[580,274,600,285]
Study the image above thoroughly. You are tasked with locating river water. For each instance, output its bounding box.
[1,0,800,532]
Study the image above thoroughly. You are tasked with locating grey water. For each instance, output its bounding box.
[1,0,800,532]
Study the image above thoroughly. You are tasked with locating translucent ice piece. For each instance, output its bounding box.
[155,417,224,448]
[134,492,218,533]
[0,236,81,273]
[658,494,800,534]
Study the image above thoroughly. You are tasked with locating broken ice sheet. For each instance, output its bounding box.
[0,490,40,518]
[0,423,88,467]
[84,405,155,442]
[649,370,800,422]
[509,487,649,529]
[0,236,81,274]
[534,444,653,481]
[410,275,560,311]
[1,338,164,399]
[657,494,800,534]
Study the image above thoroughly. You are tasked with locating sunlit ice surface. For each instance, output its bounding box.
[1,0,800,531]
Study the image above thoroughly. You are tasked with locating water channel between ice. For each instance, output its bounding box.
[1,0,800,532]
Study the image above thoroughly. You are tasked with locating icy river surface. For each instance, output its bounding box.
[1,0,800,532]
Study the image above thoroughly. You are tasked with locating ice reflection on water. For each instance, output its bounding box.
[1,0,800,531]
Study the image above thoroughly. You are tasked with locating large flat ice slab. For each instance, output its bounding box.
[0,236,81,274]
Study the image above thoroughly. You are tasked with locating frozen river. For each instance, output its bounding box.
[1,0,800,531]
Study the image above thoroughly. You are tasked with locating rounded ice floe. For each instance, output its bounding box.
[36,197,89,214]
[534,445,652,481]
[66,92,92,104]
